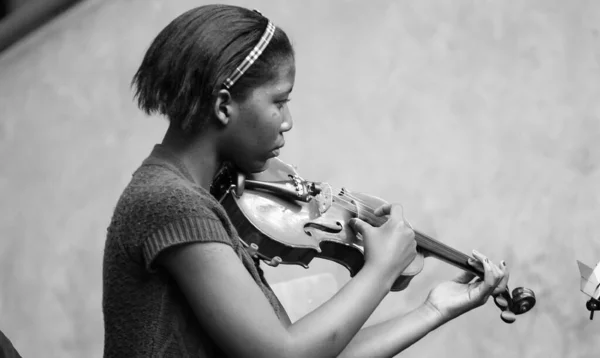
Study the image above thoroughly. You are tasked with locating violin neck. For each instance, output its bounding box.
[414,230,483,278]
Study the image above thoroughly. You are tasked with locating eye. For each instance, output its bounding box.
[276,98,291,110]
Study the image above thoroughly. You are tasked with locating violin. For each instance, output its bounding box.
[210,158,536,324]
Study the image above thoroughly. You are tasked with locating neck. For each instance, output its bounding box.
[413,230,482,277]
[160,122,222,190]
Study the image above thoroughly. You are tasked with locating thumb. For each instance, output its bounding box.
[453,271,478,284]
[348,218,371,235]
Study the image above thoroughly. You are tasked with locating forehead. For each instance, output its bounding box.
[260,59,296,95]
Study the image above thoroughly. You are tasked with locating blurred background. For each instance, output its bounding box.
[1,0,599,357]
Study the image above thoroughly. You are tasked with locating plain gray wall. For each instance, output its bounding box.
[1,0,599,357]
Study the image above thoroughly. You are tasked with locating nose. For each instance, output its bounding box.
[280,106,293,132]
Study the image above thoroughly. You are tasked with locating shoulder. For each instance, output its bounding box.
[106,162,243,272]
[133,164,214,209]
[115,163,224,227]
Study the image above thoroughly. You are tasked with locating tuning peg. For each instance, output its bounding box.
[500,310,516,324]
[511,287,536,314]
[494,295,509,309]
[493,286,536,324]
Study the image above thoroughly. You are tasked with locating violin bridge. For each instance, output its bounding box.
[339,188,360,218]
[314,182,333,215]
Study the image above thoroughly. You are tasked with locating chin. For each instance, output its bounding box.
[234,159,270,175]
[249,160,270,174]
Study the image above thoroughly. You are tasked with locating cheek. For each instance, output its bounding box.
[268,109,283,133]
[254,110,281,139]
[238,102,282,149]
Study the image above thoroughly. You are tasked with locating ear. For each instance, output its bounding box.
[214,89,234,126]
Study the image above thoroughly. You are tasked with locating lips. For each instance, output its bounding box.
[270,143,284,158]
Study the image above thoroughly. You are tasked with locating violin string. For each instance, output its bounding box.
[324,186,387,224]
[332,188,411,226]
[326,191,391,230]
[334,193,466,261]
[324,186,375,216]
[324,186,473,264]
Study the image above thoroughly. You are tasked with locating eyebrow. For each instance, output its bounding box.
[273,86,293,98]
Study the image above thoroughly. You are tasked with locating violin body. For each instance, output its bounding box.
[211,158,536,322]
[213,158,424,291]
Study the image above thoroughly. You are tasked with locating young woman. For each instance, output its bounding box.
[103,4,509,357]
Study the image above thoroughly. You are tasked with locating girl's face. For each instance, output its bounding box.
[221,58,295,173]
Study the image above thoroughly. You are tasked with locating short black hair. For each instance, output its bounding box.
[131,5,295,133]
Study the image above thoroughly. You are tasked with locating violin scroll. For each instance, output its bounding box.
[494,287,536,324]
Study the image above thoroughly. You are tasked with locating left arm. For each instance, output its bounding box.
[339,249,509,358]
[337,303,444,358]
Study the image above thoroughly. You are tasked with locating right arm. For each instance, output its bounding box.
[159,242,394,358]
[158,203,416,358]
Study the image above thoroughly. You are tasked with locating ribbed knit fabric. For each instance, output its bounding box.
[102,144,289,357]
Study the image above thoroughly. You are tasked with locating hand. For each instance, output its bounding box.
[423,250,509,323]
[348,203,418,283]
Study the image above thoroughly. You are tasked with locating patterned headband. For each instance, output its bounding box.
[223,19,276,89]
